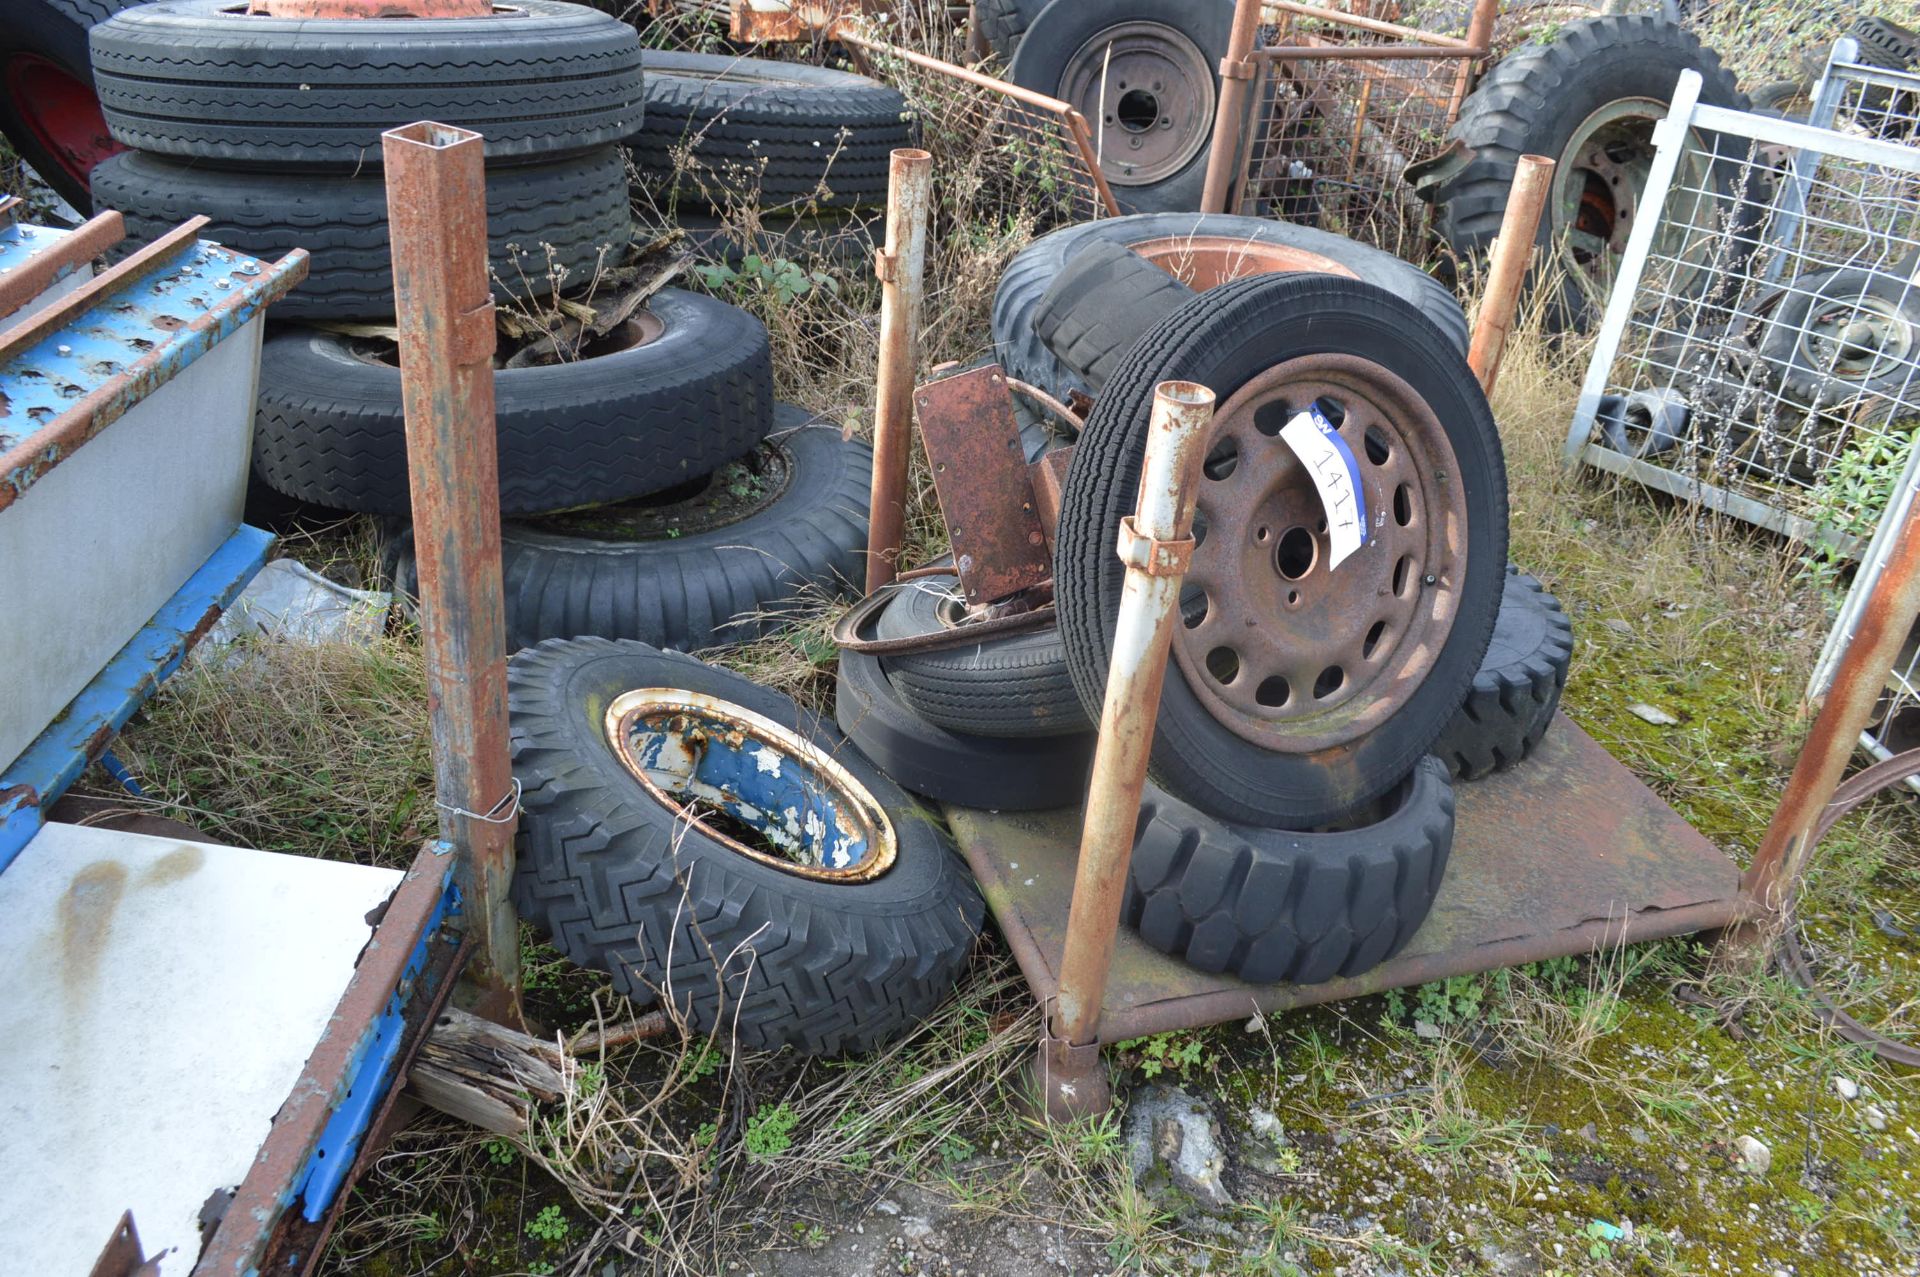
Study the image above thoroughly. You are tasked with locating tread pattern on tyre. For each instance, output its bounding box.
[974,0,1047,61]
[255,288,771,516]
[993,213,1470,457]
[392,409,870,653]
[1428,567,1572,780]
[91,147,630,320]
[1126,757,1456,985]
[1433,15,1745,323]
[1056,273,1508,828]
[1033,239,1198,394]
[89,0,645,167]
[509,637,984,1056]
[629,52,912,210]
[874,572,1092,738]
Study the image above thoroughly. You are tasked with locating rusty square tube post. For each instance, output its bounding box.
[383,121,523,1028]
[1030,381,1216,1121]
[865,148,933,592]
[1466,154,1555,395]
[1200,0,1265,214]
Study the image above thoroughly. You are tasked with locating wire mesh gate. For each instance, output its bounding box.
[1206,0,1494,255]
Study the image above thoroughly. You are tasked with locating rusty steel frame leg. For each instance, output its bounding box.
[1467,154,1554,395]
[865,148,933,593]
[383,121,523,1029]
[1741,490,1920,923]
[1026,381,1215,1122]
[1200,0,1264,214]
[1446,0,1500,120]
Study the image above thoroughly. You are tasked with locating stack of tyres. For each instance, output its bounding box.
[628,51,914,267]
[85,2,872,653]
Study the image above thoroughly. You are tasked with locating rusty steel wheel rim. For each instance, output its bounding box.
[1172,354,1469,753]
[1060,20,1215,188]
[605,689,897,883]
[1127,234,1358,291]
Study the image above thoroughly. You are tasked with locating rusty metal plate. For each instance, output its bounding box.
[1030,447,1074,547]
[946,716,1753,1043]
[914,363,1051,606]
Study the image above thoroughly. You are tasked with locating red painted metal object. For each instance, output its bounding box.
[381,120,523,1028]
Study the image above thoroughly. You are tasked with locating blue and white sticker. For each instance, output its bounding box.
[1278,403,1368,570]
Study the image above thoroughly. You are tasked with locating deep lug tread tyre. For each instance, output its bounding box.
[1056,273,1508,829]
[993,213,1469,458]
[835,646,1094,811]
[975,0,1050,61]
[88,0,645,168]
[255,289,772,516]
[1429,566,1572,780]
[629,52,912,211]
[390,408,871,654]
[508,637,984,1056]
[1432,15,1747,329]
[1126,757,1456,984]
[90,147,630,320]
[874,573,1092,738]
[1033,238,1198,396]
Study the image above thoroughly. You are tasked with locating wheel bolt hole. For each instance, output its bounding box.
[1393,482,1413,528]
[1256,525,1271,543]
[1313,665,1345,699]
[1255,676,1290,707]
[1285,589,1300,607]
[1276,526,1316,579]
[1206,646,1240,685]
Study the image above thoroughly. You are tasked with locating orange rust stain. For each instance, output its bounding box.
[140,843,204,887]
[57,860,128,993]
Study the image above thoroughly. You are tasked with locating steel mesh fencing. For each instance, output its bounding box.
[1563,63,1920,554]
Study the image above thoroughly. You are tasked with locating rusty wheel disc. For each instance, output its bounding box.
[1060,20,1215,188]
[1173,353,1470,754]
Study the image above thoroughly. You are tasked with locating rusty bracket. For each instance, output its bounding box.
[1219,56,1257,80]
[1115,515,1195,576]
[913,363,1052,606]
[873,247,899,285]
[88,1213,160,1277]
[1029,446,1074,547]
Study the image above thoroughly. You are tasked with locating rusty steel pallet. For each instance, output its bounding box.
[947,715,1753,1044]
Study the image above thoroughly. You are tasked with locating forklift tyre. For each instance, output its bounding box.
[1427,566,1573,781]
[509,637,984,1056]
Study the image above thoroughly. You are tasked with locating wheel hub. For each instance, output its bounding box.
[3,54,123,190]
[1803,294,1913,381]
[1172,354,1468,753]
[1127,234,1358,290]
[606,688,896,882]
[1059,21,1215,187]
[1552,97,1708,311]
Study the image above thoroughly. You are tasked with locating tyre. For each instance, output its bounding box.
[835,646,1094,810]
[628,52,912,212]
[90,147,631,321]
[1032,238,1198,396]
[255,288,772,516]
[508,637,983,1055]
[89,0,644,168]
[992,212,1469,457]
[1009,0,1236,214]
[1852,15,1920,70]
[1431,15,1748,329]
[975,0,1052,62]
[390,408,871,653]
[0,1,138,210]
[1755,267,1920,421]
[1125,757,1456,984]
[1057,274,1509,829]
[874,573,1092,738]
[1427,567,1572,780]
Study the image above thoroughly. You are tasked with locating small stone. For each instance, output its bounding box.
[1414,1019,1443,1039]
[1628,702,1679,726]
[1249,1106,1285,1146]
[876,1200,901,1216]
[1628,1126,1650,1145]
[1867,1106,1889,1132]
[1836,1077,1861,1100]
[1578,1122,1599,1143]
[1733,1135,1771,1175]
[1603,618,1634,636]
[1125,1085,1235,1213]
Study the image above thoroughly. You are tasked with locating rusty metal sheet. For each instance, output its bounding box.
[87,1213,158,1277]
[914,363,1051,606]
[946,716,1752,1044]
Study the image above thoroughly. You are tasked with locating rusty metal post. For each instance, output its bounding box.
[1028,381,1215,1121]
[865,148,933,592]
[383,121,522,1028]
[1742,493,1920,917]
[1200,0,1264,214]
[1447,0,1501,118]
[1466,154,1554,395]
